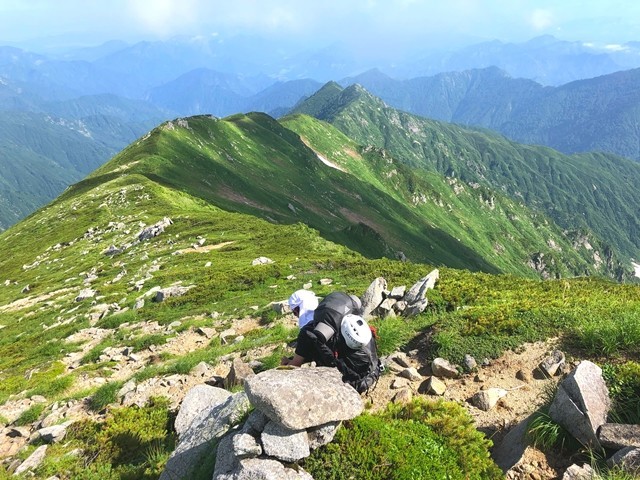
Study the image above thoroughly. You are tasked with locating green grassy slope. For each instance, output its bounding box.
[82,113,501,273]
[280,114,618,279]
[291,83,640,273]
[1,117,640,479]
[79,112,622,279]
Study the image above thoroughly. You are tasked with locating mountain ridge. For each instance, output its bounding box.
[290,82,640,276]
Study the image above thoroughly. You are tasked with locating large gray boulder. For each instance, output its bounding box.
[244,367,363,430]
[218,458,314,480]
[549,361,610,449]
[261,421,310,462]
[361,277,387,317]
[173,384,231,439]
[160,392,250,480]
[598,423,640,450]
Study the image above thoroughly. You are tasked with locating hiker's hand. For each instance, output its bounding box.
[280,356,291,366]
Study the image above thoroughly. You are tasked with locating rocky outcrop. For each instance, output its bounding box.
[244,368,363,431]
[163,367,364,480]
[138,217,173,241]
[549,361,610,449]
[354,269,439,319]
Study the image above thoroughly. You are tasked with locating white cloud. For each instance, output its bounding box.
[529,9,554,30]
[127,0,199,36]
[605,43,628,51]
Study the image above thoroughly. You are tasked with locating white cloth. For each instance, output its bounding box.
[288,289,319,328]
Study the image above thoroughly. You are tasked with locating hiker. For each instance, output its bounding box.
[281,291,383,393]
[288,289,319,327]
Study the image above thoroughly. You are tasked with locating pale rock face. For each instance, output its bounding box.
[549,361,610,449]
[173,384,232,439]
[244,367,364,430]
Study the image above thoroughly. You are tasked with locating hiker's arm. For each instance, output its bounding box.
[300,328,336,367]
[281,354,305,367]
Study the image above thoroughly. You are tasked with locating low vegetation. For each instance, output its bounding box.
[0,113,639,479]
[304,397,502,479]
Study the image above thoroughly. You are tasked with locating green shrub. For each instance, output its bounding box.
[15,403,45,426]
[89,381,123,412]
[574,310,640,357]
[63,397,174,479]
[304,398,501,480]
[602,361,640,424]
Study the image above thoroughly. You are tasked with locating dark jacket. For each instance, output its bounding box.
[294,292,361,366]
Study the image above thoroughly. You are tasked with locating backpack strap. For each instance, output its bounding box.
[312,322,335,343]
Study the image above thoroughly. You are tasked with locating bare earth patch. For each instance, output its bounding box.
[0,288,74,313]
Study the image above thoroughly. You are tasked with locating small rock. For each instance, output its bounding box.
[75,288,96,302]
[472,388,508,411]
[516,369,532,383]
[389,352,412,369]
[233,432,262,459]
[539,350,566,377]
[196,327,216,339]
[251,256,274,266]
[562,463,596,480]
[398,367,422,382]
[319,278,333,286]
[388,286,406,299]
[431,358,459,378]
[14,445,48,475]
[261,421,310,462]
[392,388,413,404]
[463,354,478,372]
[424,376,447,396]
[607,447,640,475]
[303,282,312,290]
[391,378,410,390]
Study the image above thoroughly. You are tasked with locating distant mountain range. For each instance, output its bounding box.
[3,34,640,232]
[343,66,640,161]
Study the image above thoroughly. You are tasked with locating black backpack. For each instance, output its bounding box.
[336,332,384,394]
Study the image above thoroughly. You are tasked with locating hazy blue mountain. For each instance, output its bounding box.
[244,79,322,117]
[0,93,166,230]
[344,66,640,161]
[146,68,262,116]
[401,35,633,85]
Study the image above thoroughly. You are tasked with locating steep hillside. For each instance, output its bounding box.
[0,87,166,230]
[291,83,640,274]
[345,67,640,161]
[85,113,625,279]
[1,115,639,479]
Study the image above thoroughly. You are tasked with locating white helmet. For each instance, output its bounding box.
[341,314,372,350]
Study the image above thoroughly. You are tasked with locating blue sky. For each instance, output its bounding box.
[1,0,639,50]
